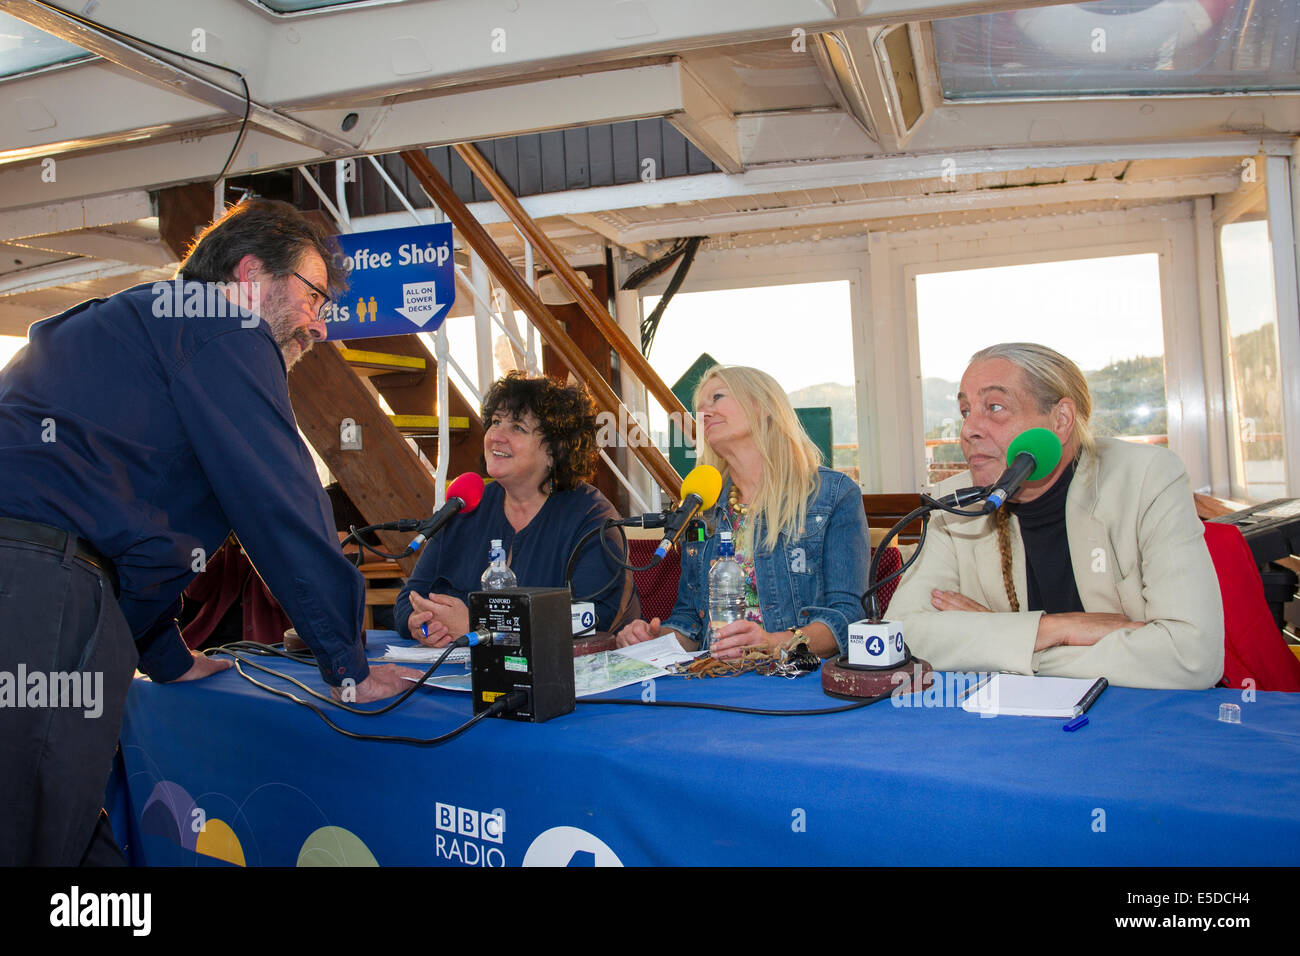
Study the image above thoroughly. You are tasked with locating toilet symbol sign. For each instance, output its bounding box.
[328,223,455,339]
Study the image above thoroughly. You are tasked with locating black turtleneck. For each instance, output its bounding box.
[1007,460,1085,614]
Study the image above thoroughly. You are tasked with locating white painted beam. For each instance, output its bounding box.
[614,173,1243,243]
[1274,153,1300,495]
[564,214,650,260]
[0,192,155,242]
[452,138,1275,228]
[0,0,351,154]
[8,231,176,268]
[668,61,743,174]
[0,258,144,296]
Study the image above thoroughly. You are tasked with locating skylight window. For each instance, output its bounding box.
[0,12,92,79]
[934,0,1300,99]
[253,0,399,12]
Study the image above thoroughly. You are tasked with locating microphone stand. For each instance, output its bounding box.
[862,486,989,621]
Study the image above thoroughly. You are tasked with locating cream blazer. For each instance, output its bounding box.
[888,438,1224,689]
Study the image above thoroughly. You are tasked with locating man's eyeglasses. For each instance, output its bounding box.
[292,272,332,318]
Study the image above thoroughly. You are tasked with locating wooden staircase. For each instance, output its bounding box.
[342,333,483,481]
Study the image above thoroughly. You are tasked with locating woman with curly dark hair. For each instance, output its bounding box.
[394,373,639,643]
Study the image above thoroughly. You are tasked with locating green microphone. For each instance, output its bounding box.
[982,427,1063,512]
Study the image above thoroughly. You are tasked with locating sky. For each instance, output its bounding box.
[916,253,1166,382]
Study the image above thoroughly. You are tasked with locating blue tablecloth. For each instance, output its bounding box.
[108,646,1300,866]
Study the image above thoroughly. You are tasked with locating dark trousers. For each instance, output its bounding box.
[0,539,137,865]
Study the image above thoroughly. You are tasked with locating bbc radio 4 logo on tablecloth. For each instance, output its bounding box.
[434,802,506,867]
[433,802,623,866]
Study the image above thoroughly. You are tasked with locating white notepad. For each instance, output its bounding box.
[960,674,1107,718]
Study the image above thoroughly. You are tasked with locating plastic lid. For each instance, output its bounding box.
[490,539,503,548]
[720,531,732,541]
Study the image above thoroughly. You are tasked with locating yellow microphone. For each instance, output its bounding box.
[655,465,723,559]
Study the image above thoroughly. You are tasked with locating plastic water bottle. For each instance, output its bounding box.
[480,539,517,590]
[708,531,746,644]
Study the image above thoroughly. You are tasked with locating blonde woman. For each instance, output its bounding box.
[617,365,869,660]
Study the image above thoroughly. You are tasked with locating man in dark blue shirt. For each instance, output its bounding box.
[0,199,415,865]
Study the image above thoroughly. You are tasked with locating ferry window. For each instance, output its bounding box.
[640,281,861,481]
[915,255,1167,486]
[1220,220,1285,501]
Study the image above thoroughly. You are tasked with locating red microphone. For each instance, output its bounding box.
[403,472,485,555]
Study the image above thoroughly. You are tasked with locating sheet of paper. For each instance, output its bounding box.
[961,673,1105,718]
[609,633,702,670]
[402,673,473,693]
[382,644,470,666]
[574,651,667,698]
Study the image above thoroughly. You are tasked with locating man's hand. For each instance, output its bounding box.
[169,652,233,682]
[1036,612,1144,651]
[331,664,425,703]
[930,589,991,613]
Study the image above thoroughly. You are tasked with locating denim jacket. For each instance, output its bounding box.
[661,467,870,654]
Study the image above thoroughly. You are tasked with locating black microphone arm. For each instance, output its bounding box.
[982,452,1038,513]
[403,495,467,556]
[655,492,705,559]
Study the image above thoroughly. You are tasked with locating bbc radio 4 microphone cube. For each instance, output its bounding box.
[469,587,574,722]
[571,601,596,636]
[846,619,907,669]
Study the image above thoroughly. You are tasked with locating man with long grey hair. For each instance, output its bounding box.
[889,342,1223,689]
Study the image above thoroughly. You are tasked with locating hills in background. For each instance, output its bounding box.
[788,353,1173,455]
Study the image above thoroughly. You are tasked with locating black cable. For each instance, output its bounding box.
[36,1,253,182]
[580,692,889,716]
[343,524,414,561]
[866,512,930,605]
[620,238,691,291]
[206,637,513,744]
[229,658,503,744]
[563,519,642,603]
[640,236,704,354]
[600,521,663,573]
[207,637,464,715]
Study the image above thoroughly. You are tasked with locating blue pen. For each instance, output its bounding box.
[421,622,429,639]
[1063,715,1089,732]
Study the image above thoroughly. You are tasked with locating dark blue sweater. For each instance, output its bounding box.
[394,480,639,637]
[0,281,367,686]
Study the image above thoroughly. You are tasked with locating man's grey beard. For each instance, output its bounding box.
[280,329,313,368]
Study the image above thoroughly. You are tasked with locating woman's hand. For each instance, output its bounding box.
[708,620,789,660]
[616,617,663,647]
[407,591,441,644]
[408,592,470,646]
[616,618,694,651]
